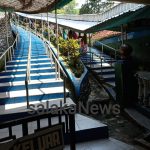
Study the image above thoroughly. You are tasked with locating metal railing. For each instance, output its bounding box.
[87,51,104,76]
[25,32,32,108]
[16,21,68,104]
[0,33,18,71]
[0,106,76,150]
[94,41,119,60]
[11,20,32,108]
[46,42,68,103]
[85,41,119,76]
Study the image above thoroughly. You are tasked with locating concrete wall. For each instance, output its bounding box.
[0,15,14,56]
[0,15,15,71]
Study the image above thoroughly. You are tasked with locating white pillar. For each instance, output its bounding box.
[55,2,60,79]
[35,19,37,33]
[47,12,50,41]
[41,14,44,38]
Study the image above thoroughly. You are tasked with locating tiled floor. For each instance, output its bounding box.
[64,138,135,150]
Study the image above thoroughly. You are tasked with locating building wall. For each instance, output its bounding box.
[95,30,150,71]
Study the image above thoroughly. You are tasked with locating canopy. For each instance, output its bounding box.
[17,12,99,32]
[85,6,150,33]
[0,0,72,14]
[112,0,150,5]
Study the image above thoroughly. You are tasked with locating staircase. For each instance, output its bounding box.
[0,27,69,106]
[81,47,116,100]
[0,27,109,145]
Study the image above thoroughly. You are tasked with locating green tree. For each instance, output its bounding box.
[80,0,114,14]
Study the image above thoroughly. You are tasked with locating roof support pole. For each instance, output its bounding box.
[25,15,28,31]
[88,33,92,47]
[47,12,50,42]
[15,14,18,49]
[89,33,92,67]
[18,14,19,25]
[55,0,60,80]
[35,19,36,33]
[41,14,44,38]
[5,10,9,48]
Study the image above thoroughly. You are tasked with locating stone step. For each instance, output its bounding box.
[124,108,150,130]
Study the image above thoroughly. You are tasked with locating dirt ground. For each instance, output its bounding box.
[87,75,148,150]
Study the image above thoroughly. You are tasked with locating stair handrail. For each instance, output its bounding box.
[0,33,18,71]
[25,32,32,108]
[45,42,68,103]
[95,41,118,60]
[17,21,68,104]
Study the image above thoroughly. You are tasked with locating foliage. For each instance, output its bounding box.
[56,0,79,14]
[59,37,68,55]
[58,38,84,78]
[79,0,114,14]
[22,19,84,78]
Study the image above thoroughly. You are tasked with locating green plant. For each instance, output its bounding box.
[59,38,84,77]
[59,37,68,56]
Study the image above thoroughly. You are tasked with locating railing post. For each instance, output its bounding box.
[100,57,103,76]
[63,75,66,104]
[9,47,12,61]
[45,42,48,55]
[92,53,93,66]
[16,36,18,50]
[47,12,50,41]
[49,47,53,68]
[115,50,117,60]
[55,1,60,80]
[12,46,14,56]
[55,60,58,80]
[25,80,30,109]
[102,44,104,55]
[22,122,28,136]
[4,54,6,71]
[69,113,76,150]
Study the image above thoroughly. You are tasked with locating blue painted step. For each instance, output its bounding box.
[0,74,56,83]
[0,82,64,92]
[0,93,66,105]
[12,55,48,60]
[0,68,55,76]
[7,60,51,65]
[6,64,53,70]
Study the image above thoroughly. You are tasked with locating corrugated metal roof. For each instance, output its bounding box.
[112,0,150,5]
[16,12,99,32]
[16,3,148,33]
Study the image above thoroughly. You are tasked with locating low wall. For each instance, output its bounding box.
[0,15,14,56]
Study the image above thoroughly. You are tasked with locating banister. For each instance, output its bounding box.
[25,31,32,108]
